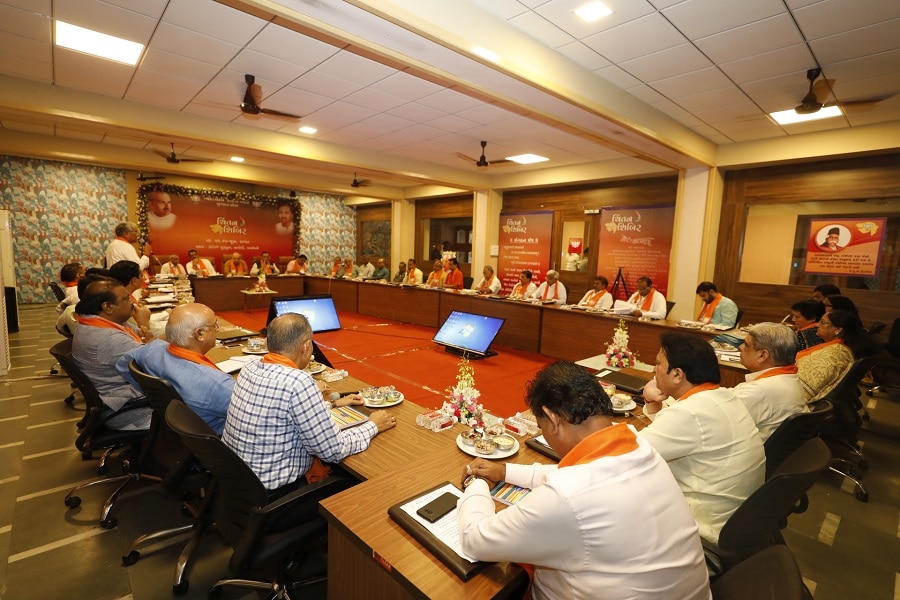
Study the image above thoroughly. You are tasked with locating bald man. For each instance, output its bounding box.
[117,303,234,435]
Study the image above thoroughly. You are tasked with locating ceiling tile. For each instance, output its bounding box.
[343,87,407,112]
[125,70,206,109]
[102,0,168,19]
[582,13,686,63]
[161,0,265,47]
[417,89,485,113]
[302,101,379,133]
[456,102,519,124]
[718,44,815,85]
[227,48,311,85]
[246,23,340,69]
[509,10,573,48]
[594,64,642,88]
[620,43,712,83]
[148,22,240,67]
[264,86,334,117]
[315,51,396,87]
[793,0,900,40]
[0,2,51,42]
[555,41,610,71]
[386,101,446,124]
[52,46,134,97]
[427,114,483,133]
[809,18,900,65]
[289,69,364,100]
[0,32,52,82]
[368,71,446,102]
[694,13,804,64]
[676,86,753,113]
[139,47,221,83]
[826,49,900,85]
[661,0,787,40]
[651,66,733,98]
[470,0,531,20]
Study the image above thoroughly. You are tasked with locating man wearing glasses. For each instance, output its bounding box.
[118,303,234,435]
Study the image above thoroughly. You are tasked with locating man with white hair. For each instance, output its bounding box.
[532,270,567,304]
[117,303,234,435]
[104,221,141,268]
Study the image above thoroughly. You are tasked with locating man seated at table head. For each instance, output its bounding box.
[222,314,396,495]
[425,259,445,287]
[734,323,808,441]
[509,269,536,300]
[532,270,567,304]
[405,258,423,285]
[442,257,464,289]
[187,249,217,277]
[811,283,840,303]
[392,261,407,283]
[160,254,186,276]
[117,303,233,435]
[626,276,667,319]
[459,361,710,600]
[72,280,154,430]
[577,276,612,310]
[251,251,280,276]
[695,281,738,328]
[286,253,308,274]
[473,265,502,295]
[639,332,765,545]
[371,257,390,281]
[224,252,248,276]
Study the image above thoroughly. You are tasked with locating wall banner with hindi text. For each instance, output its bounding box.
[805,217,885,277]
[497,211,553,294]
[597,205,674,299]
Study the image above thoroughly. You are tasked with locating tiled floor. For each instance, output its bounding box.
[1,304,898,599]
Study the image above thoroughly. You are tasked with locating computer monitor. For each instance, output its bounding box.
[432,310,505,359]
[268,295,342,333]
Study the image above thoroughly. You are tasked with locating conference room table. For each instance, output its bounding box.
[190,274,307,311]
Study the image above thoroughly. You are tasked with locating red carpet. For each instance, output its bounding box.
[217,309,554,417]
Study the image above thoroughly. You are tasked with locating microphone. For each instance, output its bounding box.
[329,392,341,403]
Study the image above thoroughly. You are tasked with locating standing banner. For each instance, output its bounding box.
[805,218,885,276]
[597,205,675,299]
[138,184,297,269]
[497,211,553,294]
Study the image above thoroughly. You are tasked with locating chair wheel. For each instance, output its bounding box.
[858,459,869,470]
[64,394,75,405]
[862,413,871,422]
[173,580,189,596]
[122,551,140,566]
[856,490,869,502]
[101,517,118,529]
[65,496,82,509]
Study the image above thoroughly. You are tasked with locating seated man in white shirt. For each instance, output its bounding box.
[473,265,502,295]
[508,270,536,300]
[250,251,280,276]
[626,276,667,319]
[187,249,217,277]
[577,276,613,310]
[639,332,765,545]
[459,361,710,600]
[160,255,186,276]
[532,270,567,304]
[404,258,423,285]
[285,254,308,274]
[734,323,808,441]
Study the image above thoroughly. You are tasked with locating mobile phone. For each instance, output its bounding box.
[416,492,459,523]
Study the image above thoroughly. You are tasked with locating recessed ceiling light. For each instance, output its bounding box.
[770,106,842,125]
[298,126,317,134]
[506,154,549,165]
[575,2,612,23]
[230,156,245,163]
[55,21,143,66]
[472,46,500,63]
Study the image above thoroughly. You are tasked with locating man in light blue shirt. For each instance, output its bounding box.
[695,281,739,328]
[118,303,233,435]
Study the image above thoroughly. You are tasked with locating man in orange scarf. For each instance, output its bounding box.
[576,276,612,310]
[459,362,710,600]
[224,252,249,276]
[695,281,738,328]
[443,257,464,289]
[626,276,667,319]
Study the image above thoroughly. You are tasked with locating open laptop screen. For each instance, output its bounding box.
[269,295,342,333]
[432,311,505,356]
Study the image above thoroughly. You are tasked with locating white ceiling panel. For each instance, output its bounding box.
[660,0,787,40]
[582,13,686,63]
[0,32,52,82]
[148,22,241,67]
[245,23,340,68]
[719,44,815,85]
[809,19,900,66]
[651,67,733,98]
[0,2,51,42]
[227,49,311,85]
[554,41,610,71]
[792,0,900,40]
[162,0,265,47]
[52,47,134,96]
[510,10,573,48]
[694,14,804,65]
[620,44,712,83]
[368,72,446,102]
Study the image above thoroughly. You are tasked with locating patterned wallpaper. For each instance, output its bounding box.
[0,156,127,303]
[1,155,357,303]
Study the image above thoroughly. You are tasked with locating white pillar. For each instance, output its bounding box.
[471,189,502,272]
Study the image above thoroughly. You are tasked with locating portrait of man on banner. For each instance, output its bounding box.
[805,217,885,277]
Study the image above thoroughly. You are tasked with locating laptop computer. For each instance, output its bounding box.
[594,369,649,394]
[216,327,259,344]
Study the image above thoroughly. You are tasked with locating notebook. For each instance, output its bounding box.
[329,406,369,430]
[594,369,649,394]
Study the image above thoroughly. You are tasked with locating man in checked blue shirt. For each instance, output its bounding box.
[223,313,395,497]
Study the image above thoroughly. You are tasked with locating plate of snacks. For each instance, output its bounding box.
[305,360,327,374]
[456,432,520,459]
[361,386,404,408]
[611,393,637,414]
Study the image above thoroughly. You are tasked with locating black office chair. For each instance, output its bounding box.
[122,361,213,596]
[48,281,66,302]
[48,337,78,408]
[665,300,675,318]
[764,401,833,479]
[733,309,744,329]
[49,341,154,528]
[869,317,900,397]
[165,400,350,599]
[818,355,880,502]
[462,276,474,289]
[705,437,831,575]
[710,545,808,600]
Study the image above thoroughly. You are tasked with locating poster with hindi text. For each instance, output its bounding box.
[596,205,674,299]
[805,218,885,277]
[497,211,553,294]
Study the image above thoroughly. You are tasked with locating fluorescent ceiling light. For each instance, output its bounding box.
[230,156,245,163]
[55,21,143,66]
[770,106,842,125]
[575,2,612,23]
[472,46,500,63]
[507,154,549,165]
[298,126,318,134]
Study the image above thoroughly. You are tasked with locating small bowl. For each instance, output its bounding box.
[484,424,504,437]
[611,393,631,409]
[474,438,497,455]
[461,429,480,446]
[493,435,515,451]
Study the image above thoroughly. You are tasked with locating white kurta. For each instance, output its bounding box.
[733,368,808,441]
[104,238,140,268]
[532,281,567,304]
[626,289,668,319]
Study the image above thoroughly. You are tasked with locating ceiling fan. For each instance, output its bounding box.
[240,74,302,119]
[154,143,213,164]
[795,68,892,114]
[350,172,370,188]
[136,172,166,181]
[456,140,511,167]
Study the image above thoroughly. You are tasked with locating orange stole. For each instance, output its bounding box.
[754,365,798,380]
[583,290,607,307]
[541,282,559,301]
[76,315,142,344]
[679,382,719,400]
[167,344,219,369]
[697,294,722,322]
[638,288,657,311]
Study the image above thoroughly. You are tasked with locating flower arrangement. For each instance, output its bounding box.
[442,357,485,428]
[254,272,269,291]
[605,319,636,368]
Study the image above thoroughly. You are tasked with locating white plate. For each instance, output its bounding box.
[612,399,637,414]
[363,392,404,408]
[678,323,701,329]
[242,348,268,355]
[305,362,327,374]
[456,434,520,460]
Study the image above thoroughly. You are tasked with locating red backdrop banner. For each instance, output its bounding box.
[596,205,675,299]
[805,218,885,276]
[497,211,553,294]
